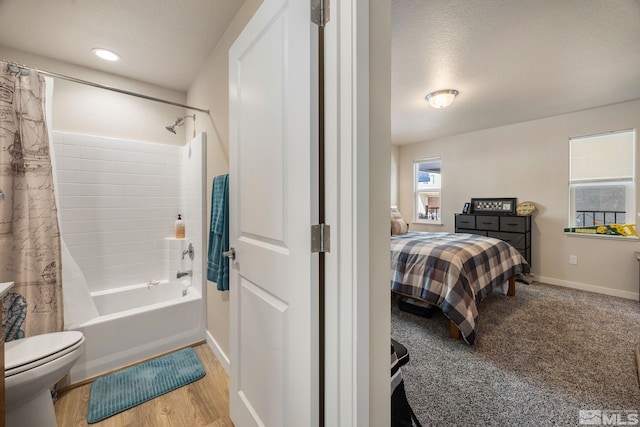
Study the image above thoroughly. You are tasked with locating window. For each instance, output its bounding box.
[568,130,635,235]
[414,157,441,224]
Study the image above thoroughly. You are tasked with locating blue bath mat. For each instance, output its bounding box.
[87,347,205,423]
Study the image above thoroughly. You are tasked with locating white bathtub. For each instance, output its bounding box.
[68,280,204,382]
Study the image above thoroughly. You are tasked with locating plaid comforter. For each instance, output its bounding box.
[391,232,530,344]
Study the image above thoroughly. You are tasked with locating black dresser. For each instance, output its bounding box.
[455,213,532,266]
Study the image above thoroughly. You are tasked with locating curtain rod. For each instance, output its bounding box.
[4,60,209,114]
[37,69,210,114]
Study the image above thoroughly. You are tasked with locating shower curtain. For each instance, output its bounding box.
[0,61,63,341]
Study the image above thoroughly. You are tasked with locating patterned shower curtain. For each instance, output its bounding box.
[0,61,63,341]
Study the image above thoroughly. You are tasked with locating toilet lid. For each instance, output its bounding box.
[5,331,84,374]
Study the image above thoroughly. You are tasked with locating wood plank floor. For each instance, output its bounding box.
[54,343,232,427]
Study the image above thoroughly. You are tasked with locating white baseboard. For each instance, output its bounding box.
[536,275,640,301]
[205,329,230,374]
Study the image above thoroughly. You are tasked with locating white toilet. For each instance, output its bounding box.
[5,331,85,427]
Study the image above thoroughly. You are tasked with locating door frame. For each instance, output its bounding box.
[323,0,390,425]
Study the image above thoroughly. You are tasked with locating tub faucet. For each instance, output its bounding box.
[176,269,192,279]
[182,280,192,297]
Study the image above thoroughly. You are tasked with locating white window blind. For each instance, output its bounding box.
[570,131,634,182]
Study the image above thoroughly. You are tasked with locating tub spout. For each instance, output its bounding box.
[181,280,192,297]
[176,270,192,279]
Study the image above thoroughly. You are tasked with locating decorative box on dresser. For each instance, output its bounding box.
[455,214,532,266]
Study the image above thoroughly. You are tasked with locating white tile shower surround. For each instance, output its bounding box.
[52,132,203,293]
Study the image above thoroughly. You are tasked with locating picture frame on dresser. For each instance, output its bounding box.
[470,197,517,215]
[462,202,470,214]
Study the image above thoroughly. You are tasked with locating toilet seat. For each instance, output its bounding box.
[5,331,84,378]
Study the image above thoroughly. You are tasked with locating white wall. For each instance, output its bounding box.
[52,131,204,294]
[391,144,399,205]
[370,0,392,425]
[0,45,189,145]
[396,99,640,299]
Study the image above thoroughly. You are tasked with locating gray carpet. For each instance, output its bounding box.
[391,282,640,426]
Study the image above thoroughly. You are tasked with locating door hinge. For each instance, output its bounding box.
[311,0,330,27]
[311,223,331,253]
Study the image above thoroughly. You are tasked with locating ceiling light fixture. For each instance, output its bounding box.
[93,48,120,62]
[425,89,459,109]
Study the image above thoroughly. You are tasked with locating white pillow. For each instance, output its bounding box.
[390,206,408,235]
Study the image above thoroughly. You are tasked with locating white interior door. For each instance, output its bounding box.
[228,0,318,425]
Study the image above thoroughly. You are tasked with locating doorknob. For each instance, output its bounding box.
[222,247,236,260]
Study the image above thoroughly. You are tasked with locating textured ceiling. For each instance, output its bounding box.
[0,0,244,91]
[392,0,640,144]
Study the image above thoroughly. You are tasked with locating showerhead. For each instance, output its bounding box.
[165,117,185,134]
[165,115,195,134]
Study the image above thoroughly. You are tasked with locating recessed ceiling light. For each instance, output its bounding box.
[93,48,120,62]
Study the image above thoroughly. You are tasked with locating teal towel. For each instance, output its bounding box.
[207,174,229,291]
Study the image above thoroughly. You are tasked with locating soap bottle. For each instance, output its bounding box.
[175,214,185,239]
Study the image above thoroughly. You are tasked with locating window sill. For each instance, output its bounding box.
[413,221,443,226]
[564,232,639,241]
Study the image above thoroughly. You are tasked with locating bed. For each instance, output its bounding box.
[391,231,530,344]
